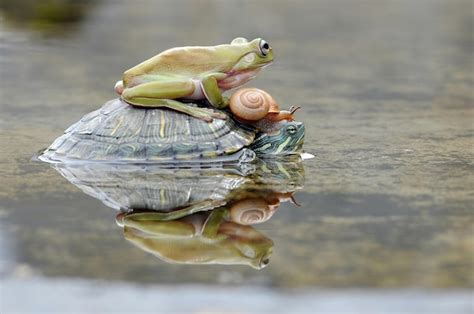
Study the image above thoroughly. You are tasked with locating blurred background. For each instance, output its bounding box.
[0,0,473,313]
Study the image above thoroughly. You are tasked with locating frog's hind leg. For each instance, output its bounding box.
[121,80,226,122]
[127,98,227,122]
[122,80,195,101]
[114,80,124,95]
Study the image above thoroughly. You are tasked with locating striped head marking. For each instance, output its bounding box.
[250,121,305,155]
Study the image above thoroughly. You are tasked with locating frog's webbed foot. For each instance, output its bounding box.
[191,106,228,122]
[123,97,227,122]
[221,96,230,108]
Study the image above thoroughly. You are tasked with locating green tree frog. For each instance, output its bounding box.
[114,37,274,122]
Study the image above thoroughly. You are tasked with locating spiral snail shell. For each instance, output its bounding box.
[229,198,278,225]
[229,88,280,121]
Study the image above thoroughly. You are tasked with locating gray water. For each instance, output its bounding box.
[0,0,473,313]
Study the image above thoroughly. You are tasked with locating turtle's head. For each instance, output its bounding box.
[250,121,305,155]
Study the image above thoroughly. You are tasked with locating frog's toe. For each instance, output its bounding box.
[114,80,124,95]
[201,115,214,123]
[189,109,214,122]
[203,108,227,120]
[210,111,228,120]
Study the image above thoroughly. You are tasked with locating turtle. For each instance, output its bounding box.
[38,98,305,164]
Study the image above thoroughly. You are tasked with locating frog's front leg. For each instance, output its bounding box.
[201,208,228,238]
[121,80,226,122]
[201,75,229,109]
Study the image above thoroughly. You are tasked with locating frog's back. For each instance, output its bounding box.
[39,99,256,164]
[125,44,245,78]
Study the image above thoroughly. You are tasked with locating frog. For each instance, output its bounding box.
[117,207,274,269]
[114,37,274,122]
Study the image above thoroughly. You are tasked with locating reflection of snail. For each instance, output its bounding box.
[229,88,301,127]
[228,193,299,225]
[229,198,277,225]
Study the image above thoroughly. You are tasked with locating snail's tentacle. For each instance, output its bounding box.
[289,105,301,114]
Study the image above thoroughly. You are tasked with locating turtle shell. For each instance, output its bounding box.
[39,99,256,163]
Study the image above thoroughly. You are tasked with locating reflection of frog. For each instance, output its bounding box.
[114,37,273,122]
[117,207,273,269]
[116,194,295,269]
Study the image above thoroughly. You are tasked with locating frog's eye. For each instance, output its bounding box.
[259,40,270,57]
[286,125,297,135]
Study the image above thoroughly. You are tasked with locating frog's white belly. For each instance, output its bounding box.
[184,68,261,101]
[184,79,206,100]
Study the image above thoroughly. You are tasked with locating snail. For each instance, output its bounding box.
[229,88,301,132]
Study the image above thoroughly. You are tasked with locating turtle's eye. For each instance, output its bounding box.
[287,125,297,135]
[259,40,270,57]
[260,257,270,268]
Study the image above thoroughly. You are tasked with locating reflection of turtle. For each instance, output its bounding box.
[55,164,248,214]
[39,98,305,164]
[50,157,305,216]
